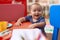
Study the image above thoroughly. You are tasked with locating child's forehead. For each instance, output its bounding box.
[32,4,40,7]
[31,4,42,10]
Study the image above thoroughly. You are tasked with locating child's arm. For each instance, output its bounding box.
[14,17,26,26]
[14,15,31,26]
[29,17,46,28]
[29,22,46,28]
[34,22,46,27]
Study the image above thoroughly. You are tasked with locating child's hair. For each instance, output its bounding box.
[30,3,43,10]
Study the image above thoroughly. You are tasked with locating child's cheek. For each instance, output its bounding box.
[31,12,34,14]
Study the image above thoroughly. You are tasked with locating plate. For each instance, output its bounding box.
[7,23,12,28]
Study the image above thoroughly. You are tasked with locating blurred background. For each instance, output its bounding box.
[0,0,60,40]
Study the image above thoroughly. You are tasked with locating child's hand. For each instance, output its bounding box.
[13,22,22,29]
[14,22,22,27]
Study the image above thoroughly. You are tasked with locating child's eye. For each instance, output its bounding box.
[33,9,42,12]
[38,10,42,12]
[33,10,36,12]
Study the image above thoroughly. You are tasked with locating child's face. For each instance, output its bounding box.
[30,4,43,19]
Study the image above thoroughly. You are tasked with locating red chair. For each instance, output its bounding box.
[15,0,27,16]
[0,0,27,16]
[0,4,25,22]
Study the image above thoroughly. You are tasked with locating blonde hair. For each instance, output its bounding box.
[30,3,43,10]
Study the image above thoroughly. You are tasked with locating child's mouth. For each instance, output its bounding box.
[34,15,39,17]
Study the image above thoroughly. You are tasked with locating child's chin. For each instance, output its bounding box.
[34,17,39,19]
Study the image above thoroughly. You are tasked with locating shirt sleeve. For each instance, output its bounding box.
[40,17,45,22]
[25,16,31,21]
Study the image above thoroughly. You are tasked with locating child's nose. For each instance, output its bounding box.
[35,11,39,14]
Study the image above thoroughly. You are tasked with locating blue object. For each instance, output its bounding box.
[50,5,60,40]
[50,5,60,28]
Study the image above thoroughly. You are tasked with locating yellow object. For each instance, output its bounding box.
[0,21,8,32]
